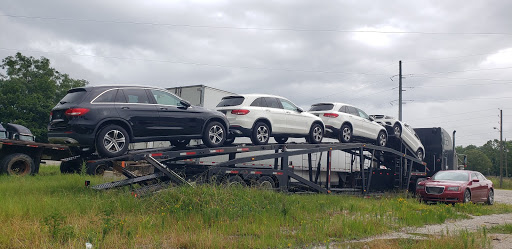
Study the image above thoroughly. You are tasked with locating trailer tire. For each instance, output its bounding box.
[274,136,288,144]
[1,153,35,176]
[60,159,83,174]
[171,139,191,148]
[86,161,111,175]
[257,176,275,189]
[224,175,247,187]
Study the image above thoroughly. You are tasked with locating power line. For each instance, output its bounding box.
[3,14,512,35]
[0,47,389,76]
[411,66,512,76]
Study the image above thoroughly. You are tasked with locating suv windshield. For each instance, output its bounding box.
[217,96,244,107]
[309,103,334,111]
[59,89,87,104]
[432,171,469,181]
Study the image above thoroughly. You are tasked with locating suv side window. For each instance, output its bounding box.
[264,97,282,109]
[339,106,348,113]
[93,89,118,103]
[279,99,298,111]
[346,106,359,116]
[123,88,150,104]
[151,89,182,106]
[250,97,267,107]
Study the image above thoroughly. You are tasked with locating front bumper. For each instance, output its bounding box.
[416,190,464,203]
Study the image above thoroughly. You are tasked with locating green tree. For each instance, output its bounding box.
[465,149,493,175]
[0,53,88,142]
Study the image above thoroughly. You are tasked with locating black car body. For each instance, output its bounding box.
[414,127,455,176]
[48,86,229,157]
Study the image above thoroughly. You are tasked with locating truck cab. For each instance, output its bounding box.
[3,123,36,142]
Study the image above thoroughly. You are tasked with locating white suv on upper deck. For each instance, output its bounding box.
[308,102,388,147]
[216,94,324,145]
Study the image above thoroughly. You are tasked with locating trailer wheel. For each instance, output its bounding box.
[0,153,35,176]
[171,139,191,148]
[60,159,83,174]
[224,175,247,187]
[86,161,112,175]
[257,176,275,189]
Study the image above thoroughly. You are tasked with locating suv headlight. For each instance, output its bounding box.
[446,186,460,191]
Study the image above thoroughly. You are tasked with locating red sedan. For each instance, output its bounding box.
[416,170,494,205]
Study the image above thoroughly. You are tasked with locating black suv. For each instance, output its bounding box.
[48,86,229,157]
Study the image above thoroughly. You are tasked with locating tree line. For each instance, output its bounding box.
[0,53,88,142]
[456,140,511,177]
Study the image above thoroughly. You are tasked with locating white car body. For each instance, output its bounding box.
[371,115,425,160]
[308,102,388,146]
[216,94,324,145]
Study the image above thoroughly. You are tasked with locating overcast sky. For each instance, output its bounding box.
[1,0,511,147]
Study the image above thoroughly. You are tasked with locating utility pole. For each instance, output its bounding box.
[398,60,403,121]
[506,138,508,178]
[500,109,503,188]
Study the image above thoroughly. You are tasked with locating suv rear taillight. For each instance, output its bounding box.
[323,113,339,118]
[231,109,250,115]
[65,108,90,116]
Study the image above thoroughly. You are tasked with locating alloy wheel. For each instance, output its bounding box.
[342,127,351,141]
[379,133,387,146]
[312,126,323,142]
[257,126,269,143]
[103,129,126,153]
[208,124,224,145]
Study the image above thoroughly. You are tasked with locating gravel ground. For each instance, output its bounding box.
[335,189,512,248]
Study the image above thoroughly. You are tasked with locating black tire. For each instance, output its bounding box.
[416,149,424,161]
[257,176,276,189]
[202,121,226,147]
[224,137,235,146]
[0,153,35,176]
[339,124,352,143]
[60,159,83,174]
[224,175,247,187]
[487,189,495,205]
[463,189,471,203]
[96,124,130,158]
[308,123,323,144]
[376,131,387,147]
[170,139,191,148]
[393,123,402,138]
[251,122,270,145]
[274,136,288,144]
[86,162,111,175]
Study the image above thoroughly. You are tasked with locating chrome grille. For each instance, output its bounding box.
[426,186,445,195]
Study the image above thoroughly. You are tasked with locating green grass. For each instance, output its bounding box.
[1,166,511,248]
[488,176,512,190]
[489,223,512,234]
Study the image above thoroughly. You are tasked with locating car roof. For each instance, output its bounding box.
[310,102,356,109]
[69,85,169,92]
[238,93,285,98]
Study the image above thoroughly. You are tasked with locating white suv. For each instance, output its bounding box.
[308,102,388,147]
[216,94,324,145]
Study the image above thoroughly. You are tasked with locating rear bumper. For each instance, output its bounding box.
[48,122,96,147]
[229,126,252,137]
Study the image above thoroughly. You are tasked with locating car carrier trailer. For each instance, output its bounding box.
[87,141,425,196]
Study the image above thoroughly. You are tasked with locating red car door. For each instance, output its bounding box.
[470,173,485,201]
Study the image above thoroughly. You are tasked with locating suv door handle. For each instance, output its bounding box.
[121,107,130,110]
[159,107,168,110]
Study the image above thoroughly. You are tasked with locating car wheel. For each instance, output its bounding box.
[416,149,424,161]
[377,131,387,147]
[308,123,323,144]
[251,122,270,145]
[171,139,191,148]
[274,136,288,144]
[202,121,226,147]
[0,153,35,176]
[339,124,352,143]
[393,123,402,138]
[463,189,471,203]
[486,189,495,205]
[96,125,130,158]
[257,176,276,190]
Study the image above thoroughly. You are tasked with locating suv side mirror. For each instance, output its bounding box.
[179,100,191,108]
[472,178,480,182]
[296,107,304,113]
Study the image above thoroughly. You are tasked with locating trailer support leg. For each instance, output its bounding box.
[308,153,313,182]
[360,147,365,195]
[325,150,331,191]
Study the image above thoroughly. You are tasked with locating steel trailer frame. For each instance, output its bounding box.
[89,142,425,195]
